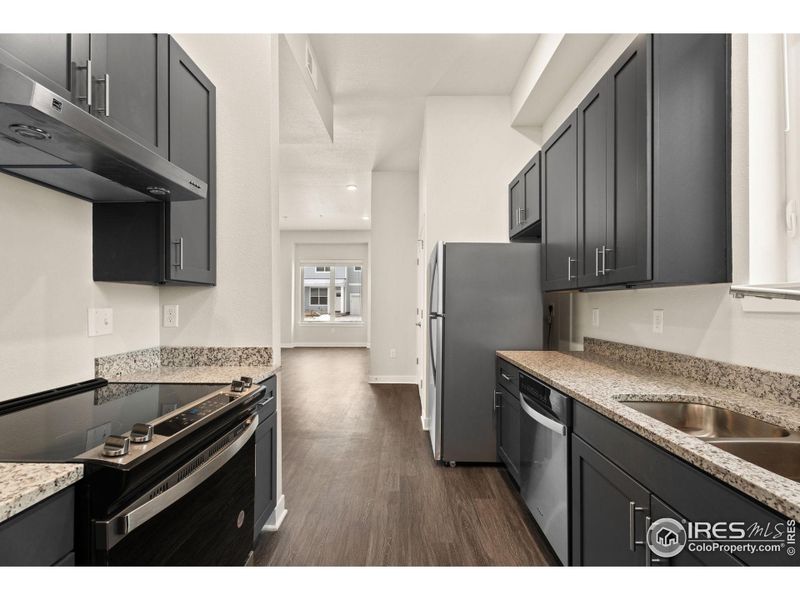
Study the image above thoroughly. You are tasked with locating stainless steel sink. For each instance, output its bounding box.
[619,400,791,439]
[708,440,800,482]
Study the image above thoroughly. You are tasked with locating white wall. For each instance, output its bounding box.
[160,34,277,349]
[421,96,539,248]
[279,230,370,347]
[369,172,419,383]
[565,35,800,376]
[0,173,160,400]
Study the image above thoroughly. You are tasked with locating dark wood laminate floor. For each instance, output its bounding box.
[254,348,556,566]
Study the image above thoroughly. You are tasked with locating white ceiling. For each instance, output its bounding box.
[279,34,539,231]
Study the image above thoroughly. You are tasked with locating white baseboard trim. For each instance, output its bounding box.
[420,415,430,430]
[262,495,287,532]
[283,342,369,348]
[367,375,417,384]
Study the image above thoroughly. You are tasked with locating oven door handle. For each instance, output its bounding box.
[519,392,567,436]
[96,415,259,551]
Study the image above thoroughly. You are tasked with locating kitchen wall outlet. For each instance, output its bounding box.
[652,309,664,334]
[88,308,113,337]
[163,304,179,328]
[390,348,397,359]
[591,308,600,327]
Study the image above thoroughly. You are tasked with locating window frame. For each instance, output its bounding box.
[299,261,365,327]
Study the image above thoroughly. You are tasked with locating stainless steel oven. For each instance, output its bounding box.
[90,412,257,566]
[519,372,571,565]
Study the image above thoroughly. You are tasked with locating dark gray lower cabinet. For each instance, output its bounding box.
[254,376,278,541]
[0,488,75,566]
[572,401,797,566]
[495,386,521,484]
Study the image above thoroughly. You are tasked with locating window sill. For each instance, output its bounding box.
[297,321,366,328]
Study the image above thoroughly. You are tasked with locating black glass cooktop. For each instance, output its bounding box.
[0,381,222,462]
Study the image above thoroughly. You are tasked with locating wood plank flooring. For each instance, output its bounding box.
[253,348,556,566]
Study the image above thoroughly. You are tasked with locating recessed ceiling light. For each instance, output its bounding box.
[361,215,370,220]
[346,184,358,192]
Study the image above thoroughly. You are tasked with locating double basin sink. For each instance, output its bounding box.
[619,398,800,483]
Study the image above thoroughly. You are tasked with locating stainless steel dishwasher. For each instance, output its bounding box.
[519,372,571,565]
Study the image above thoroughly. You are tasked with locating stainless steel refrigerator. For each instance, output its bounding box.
[427,242,544,464]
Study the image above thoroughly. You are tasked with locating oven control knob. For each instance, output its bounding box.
[230,380,245,393]
[130,423,154,444]
[240,376,253,389]
[102,435,130,457]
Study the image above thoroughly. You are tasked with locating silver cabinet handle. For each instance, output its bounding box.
[567,256,577,280]
[494,391,502,411]
[76,59,92,107]
[256,395,275,407]
[173,237,184,270]
[500,372,511,382]
[601,245,613,275]
[595,247,600,277]
[628,501,649,552]
[97,416,258,550]
[519,393,567,436]
[104,73,110,117]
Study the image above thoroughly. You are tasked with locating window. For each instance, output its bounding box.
[301,263,363,323]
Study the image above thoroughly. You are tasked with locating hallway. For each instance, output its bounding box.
[254,348,555,566]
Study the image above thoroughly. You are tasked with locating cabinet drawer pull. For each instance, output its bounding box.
[628,500,649,552]
[500,372,511,382]
[567,256,577,280]
[173,237,184,270]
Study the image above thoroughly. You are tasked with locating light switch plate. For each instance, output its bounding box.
[163,304,179,328]
[88,308,113,337]
[592,308,600,327]
[652,309,664,334]
[390,348,397,359]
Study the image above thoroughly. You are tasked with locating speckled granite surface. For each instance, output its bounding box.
[96,346,273,379]
[585,337,800,408]
[496,349,800,521]
[106,365,279,384]
[0,463,83,524]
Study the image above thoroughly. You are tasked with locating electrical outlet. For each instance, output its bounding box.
[88,308,113,337]
[163,304,179,328]
[390,348,397,359]
[592,308,600,327]
[652,309,664,334]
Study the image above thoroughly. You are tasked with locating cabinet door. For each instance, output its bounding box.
[576,78,610,288]
[89,34,169,157]
[254,410,277,540]
[508,174,525,237]
[603,34,651,285]
[522,151,541,227]
[496,387,521,484]
[648,495,742,566]
[541,112,578,291]
[167,37,216,285]
[571,435,649,566]
[0,34,89,106]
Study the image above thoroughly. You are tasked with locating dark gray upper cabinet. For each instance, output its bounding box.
[88,34,169,157]
[508,152,541,240]
[166,37,216,285]
[576,78,610,288]
[541,112,578,291]
[93,35,215,286]
[546,34,730,292]
[0,34,89,105]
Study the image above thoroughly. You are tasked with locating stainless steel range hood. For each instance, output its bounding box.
[0,62,206,203]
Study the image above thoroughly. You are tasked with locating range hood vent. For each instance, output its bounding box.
[730,282,800,301]
[0,62,206,203]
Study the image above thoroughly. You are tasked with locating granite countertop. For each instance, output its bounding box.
[496,349,800,521]
[0,463,83,524]
[105,364,280,385]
